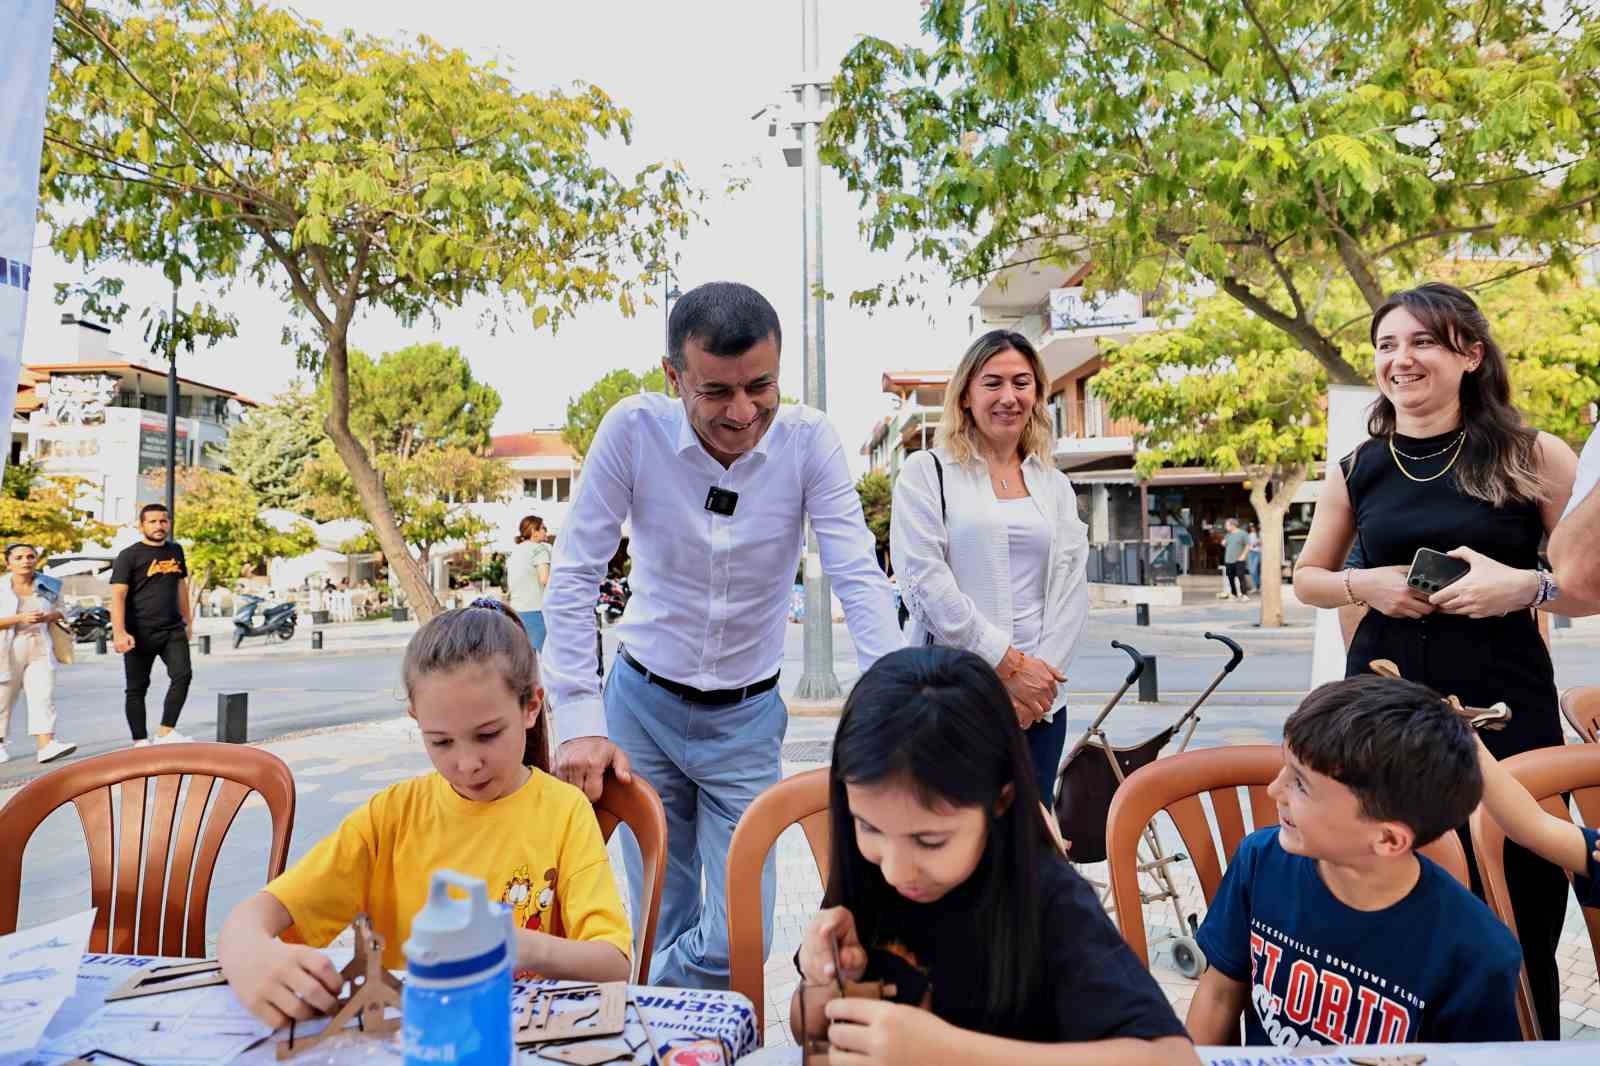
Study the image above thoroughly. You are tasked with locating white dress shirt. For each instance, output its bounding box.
[890,447,1089,715]
[543,394,903,744]
[1565,430,1600,520]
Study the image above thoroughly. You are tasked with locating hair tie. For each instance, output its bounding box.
[468,597,502,611]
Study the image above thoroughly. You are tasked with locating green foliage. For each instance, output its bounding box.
[224,383,325,511]
[1095,298,1328,481]
[855,471,893,558]
[0,466,115,556]
[163,468,317,590]
[45,0,696,617]
[317,343,500,460]
[823,0,1600,385]
[563,366,668,459]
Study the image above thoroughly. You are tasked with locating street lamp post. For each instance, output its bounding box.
[164,284,178,519]
[791,0,841,701]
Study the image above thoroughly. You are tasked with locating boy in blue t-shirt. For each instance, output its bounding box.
[1187,675,1523,1048]
[1474,734,1600,920]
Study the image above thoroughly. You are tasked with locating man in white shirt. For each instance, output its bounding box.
[1550,427,1600,605]
[542,281,902,989]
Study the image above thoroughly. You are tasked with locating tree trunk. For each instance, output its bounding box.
[322,335,441,620]
[1248,464,1309,628]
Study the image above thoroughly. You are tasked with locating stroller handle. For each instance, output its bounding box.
[1203,631,1245,672]
[1108,640,1146,684]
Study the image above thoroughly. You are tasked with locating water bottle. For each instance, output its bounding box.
[402,870,514,1066]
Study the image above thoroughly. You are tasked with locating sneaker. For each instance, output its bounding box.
[154,729,193,744]
[0,744,9,764]
[133,739,152,748]
[36,739,77,764]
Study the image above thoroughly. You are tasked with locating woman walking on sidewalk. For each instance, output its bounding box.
[0,543,77,764]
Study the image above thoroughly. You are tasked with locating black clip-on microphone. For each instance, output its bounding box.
[705,487,739,516]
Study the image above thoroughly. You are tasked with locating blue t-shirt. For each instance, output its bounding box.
[1195,828,1522,1047]
[1578,826,1599,908]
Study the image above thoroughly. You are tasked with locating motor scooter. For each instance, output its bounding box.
[233,594,297,648]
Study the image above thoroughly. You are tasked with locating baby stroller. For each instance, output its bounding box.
[1052,631,1245,978]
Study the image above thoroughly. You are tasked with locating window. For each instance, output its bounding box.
[556,477,571,502]
[523,478,537,497]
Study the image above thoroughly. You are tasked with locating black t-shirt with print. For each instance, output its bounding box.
[110,541,188,636]
[858,853,1189,1044]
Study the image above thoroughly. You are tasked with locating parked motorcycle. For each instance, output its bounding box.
[65,604,111,644]
[597,577,629,624]
[232,594,297,648]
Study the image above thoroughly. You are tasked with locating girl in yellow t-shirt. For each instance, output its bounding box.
[219,600,632,1029]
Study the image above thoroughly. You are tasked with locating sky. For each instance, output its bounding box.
[21,0,979,475]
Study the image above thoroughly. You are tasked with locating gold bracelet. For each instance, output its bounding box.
[1343,568,1367,608]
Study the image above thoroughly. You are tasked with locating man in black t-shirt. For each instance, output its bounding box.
[110,503,194,745]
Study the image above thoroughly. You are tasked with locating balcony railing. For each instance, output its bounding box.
[1057,398,1142,440]
[1085,540,1180,586]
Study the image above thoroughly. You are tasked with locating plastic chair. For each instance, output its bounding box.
[1105,744,1471,969]
[1560,686,1600,743]
[1468,744,1600,1041]
[726,768,830,1038]
[0,743,296,957]
[592,770,667,983]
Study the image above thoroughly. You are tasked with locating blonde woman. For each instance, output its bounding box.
[892,330,1089,800]
[0,544,77,764]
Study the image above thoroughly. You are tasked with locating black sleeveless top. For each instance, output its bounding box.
[1342,430,1559,758]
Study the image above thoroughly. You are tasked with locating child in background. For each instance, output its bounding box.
[1473,735,1600,919]
[219,600,630,1028]
[1187,675,1522,1047]
[791,646,1197,1066]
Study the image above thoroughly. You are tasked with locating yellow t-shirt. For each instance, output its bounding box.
[264,768,631,970]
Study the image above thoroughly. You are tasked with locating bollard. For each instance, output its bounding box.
[595,628,604,678]
[199,634,211,655]
[312,630,324,650]
[1135,603,1150,627]
[1138,654,1160,703]
[96,632,107,655]
[217,692,248,743]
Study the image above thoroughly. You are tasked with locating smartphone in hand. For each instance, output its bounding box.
[1406,548,1471,595]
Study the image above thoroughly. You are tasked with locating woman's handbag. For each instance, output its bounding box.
[49,619,75,664]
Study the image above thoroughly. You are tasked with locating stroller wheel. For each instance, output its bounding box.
[1172,935,1207,980]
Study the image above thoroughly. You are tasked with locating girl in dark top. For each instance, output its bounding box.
[1293,281,1594,1038]
[790,646,1196,1066]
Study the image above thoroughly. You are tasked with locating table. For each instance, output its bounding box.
[1,954,758,1066]
[741,1040,1599,1064]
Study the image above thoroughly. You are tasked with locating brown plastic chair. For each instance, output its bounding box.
[0,743,295,957]
[726,767,830,1038]
[1105,744,1471,968]
[1468,744,1600,1041]
[592,770,667,983]
[1560,686,1600,743]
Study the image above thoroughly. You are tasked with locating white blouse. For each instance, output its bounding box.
[1000,496,1051,655]
[891,447,1090,715]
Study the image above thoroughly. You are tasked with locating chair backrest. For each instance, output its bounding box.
[0,743,295,957]
[1468,744,1600,1041]
[726,768,830,1037]
[1561,686,1600,743]
[1105,744,1471,967]
[592,770,667,983]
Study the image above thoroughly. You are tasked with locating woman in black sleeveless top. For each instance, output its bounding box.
[1294,282,1585,1038]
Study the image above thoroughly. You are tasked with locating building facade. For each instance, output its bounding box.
[15,317,256,526]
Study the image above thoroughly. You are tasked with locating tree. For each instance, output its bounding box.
[305,444,513,570]
[856,471,892,567]
[823,0,1600,385]
[0,461,116,556]
[157,468,318,598]
[1093,297,1327,627]
[563,366,668,460]
[45,0,695,619]
[318,343,500,461]
[224,383,325,512]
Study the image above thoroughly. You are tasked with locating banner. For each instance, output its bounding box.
[0,0,57,472]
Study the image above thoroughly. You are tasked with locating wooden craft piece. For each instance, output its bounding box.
[104,960,227,1002]
[538,1043,633,1065]
[796,942,911,1065]
[1369,659,1511,730]
[1350,1056,1427,1066]
[276,915,403,1061]
[515,982,626,1046]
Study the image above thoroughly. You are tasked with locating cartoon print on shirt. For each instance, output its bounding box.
[531,867,558,933]
[500,865,535,929]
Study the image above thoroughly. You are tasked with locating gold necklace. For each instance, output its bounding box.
[1391,431,1464,461]
[1389,432,1466,483]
